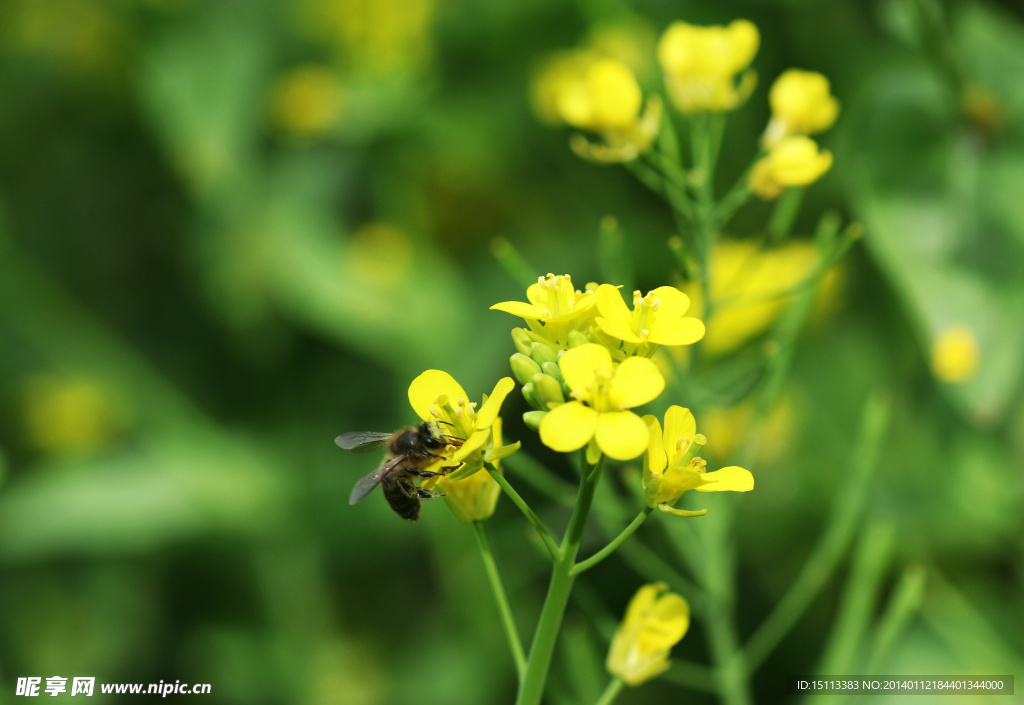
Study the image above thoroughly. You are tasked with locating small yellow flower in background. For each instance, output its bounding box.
[557,59,662,163]
[607,582,690,685]
[595,284,705,357]
[295,0,434,75]
[749,135,833,200]
[22,376,128,455]
[531,50,605,126]
[643,406,753,517]
[682,240,840,357]
[657,19,759,113]
[407,371,518,481]
[440,418,507,523]
[491,273,597,350]
[540,344,664,461]
[931,324,981,383]
[272,66,344,137]
[762,69,840,148]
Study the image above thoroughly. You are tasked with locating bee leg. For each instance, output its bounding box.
[415,488,446,500]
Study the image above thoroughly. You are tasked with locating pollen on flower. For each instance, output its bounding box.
[429,404,442,418]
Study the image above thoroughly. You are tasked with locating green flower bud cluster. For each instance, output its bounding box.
[510,330,583,431]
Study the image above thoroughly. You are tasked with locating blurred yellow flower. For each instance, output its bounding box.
[22,376,126,455]
[272,66,343,137]
[595,284,704,356]
[931,324,981,383]
[762,69,840,148]
[657,20,759,113]
[296,0,434,75]
[642,407,753,517]
[607,582,690,685]
[439,418,506,523]
[539,344,663,461]
[407,371,517,480]
[682,240,839,357]
[557,59,662,163]
[749,135,833,199]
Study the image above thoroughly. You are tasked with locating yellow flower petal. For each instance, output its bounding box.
[650,317,705,345]
[648,286,690,319]
[695,465,754,492]
[596,284,633,322]
[540,401,599,452]
[638,592,690,650]
[596,315,644,343]
[643,414,666,474]
[663,406,696,465]
[607,356,664,410]
[408,370,469,421]
[490,301,544,319]
[476,377,515,428]
[558,343,613,393]
[453,428,491,462]
[595,410,649,460]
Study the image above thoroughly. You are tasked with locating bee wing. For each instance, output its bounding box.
[349,457,404,505]
[335,431,393,454]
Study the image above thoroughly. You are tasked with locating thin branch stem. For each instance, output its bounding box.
[487,463,562,561]
[594,677,624,705]
[474,521,527,679]
[573,507,653,576]
[515,455,605,705]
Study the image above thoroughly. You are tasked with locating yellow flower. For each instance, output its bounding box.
[271,66,343,137]
[749,135,832,199]
[595,284,705,356]
[555,59,662,163]
[407,371,517,481]
[657,20,759,113]
[539,344,664,461]
[607,582,690,685]
[762,69,839,148]
[643,406,753,517]
[931,324,981,383]
[531,49,604,126]
[439,418,507,523]
[491,274,597,349]
[682,240,840,356]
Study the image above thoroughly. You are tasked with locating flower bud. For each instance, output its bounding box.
[512,328,534,356]
[532,373,566,409]
[521,382,540,408]
[540,361,563,382]
[523,410,547,431]
[531,341,559,365]
[567,329,591,348]
[510,353,543,386]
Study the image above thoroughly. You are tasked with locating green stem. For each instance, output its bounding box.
[487,464,562,561]
[593,677,624,705]
[701,514,752,705]
[766,187,804,243]
[515,455,605,705]
[811,520,894,689]
[863,564,925,675]
[743,393,891,672]
[491,237,538,291]
[572,506,653,576]
[474,521,527,679]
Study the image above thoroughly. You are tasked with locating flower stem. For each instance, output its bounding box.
[766,187,804,243]
[594,677,624,705]
[572,506,653,576]
[515,455,605,705]
[487,463,562,561]
[474,520,527,679]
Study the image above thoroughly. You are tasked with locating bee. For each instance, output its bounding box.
[335,421,464,521]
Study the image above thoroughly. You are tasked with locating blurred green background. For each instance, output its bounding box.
[0,0,1022,703]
